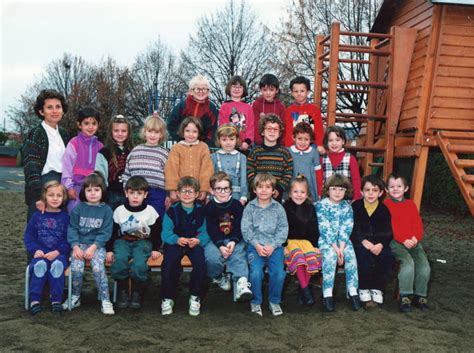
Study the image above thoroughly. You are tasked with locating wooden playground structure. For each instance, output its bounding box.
[314,0,474,215]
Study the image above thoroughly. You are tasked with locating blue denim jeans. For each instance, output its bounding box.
[247,245,286,305]
[204,240,248,281]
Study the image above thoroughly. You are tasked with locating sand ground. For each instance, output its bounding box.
[1,191,473,352]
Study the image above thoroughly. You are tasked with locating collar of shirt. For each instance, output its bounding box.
[217,149,239,155]
[178,140,200,146]
[290,145,313,154]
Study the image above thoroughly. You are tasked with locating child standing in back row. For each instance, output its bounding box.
[62,107,103,213]
[282,76,324,154]
[384,173,430,312]
[218,75,255,152]
[212,124,248,204]
[122,114,168,218]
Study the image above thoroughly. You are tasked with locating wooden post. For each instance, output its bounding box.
[327,22,340,127]
[364,38,379,175]
[411,146,429,210]
[315,34,325,108]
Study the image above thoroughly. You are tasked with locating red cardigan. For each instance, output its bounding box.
[384,198,424,243]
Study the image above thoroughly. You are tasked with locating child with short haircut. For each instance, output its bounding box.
[284,175,322,306]
[288,122,323,201]
[106,176,162,310]
[61,107,103,213]
[122,114,168,218]
[204,172,252,302]
[165,117,214,203]
[212,124,248,205]
[241,173,288,316]
[167,74,218,146]
[282,76,324,154]
[65,173,114,315]
[161,176,210,316]
[218,75,255,151]
[317,174,361,312]
[322,126,361,201]
[252,74,286,145]
[24,181,70,316]
[351,174,393,307]
[247,114,293,203]
[384,173,430,312]
[96,114,134,210]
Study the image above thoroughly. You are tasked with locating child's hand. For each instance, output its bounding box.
[240,142,249,151]
[165,196,172,210]
[263,245,274,257]
[33,250,45,258]
[362,239,374,251]
[272,189,279,199]
[371,243,383,256]
[150,250,162,260]
[187,238,200,248]
[35,200,46,214]
[83,244,97,260]
[411,236,418,247]
[44,250,60,261]
[337,251,344,266]
[240,198,247,206]
[219,245,231,259]
[177,237,189,246]
[67,188,77,201]
[317,145,326,155]
[283,247,290,257]
[198,191,207,201]
[170,191,178,203]
[227,241,236,255]
[106,252,114,264]
[72,246,83,260]
[403,239,414,249]
[255,244,267,257]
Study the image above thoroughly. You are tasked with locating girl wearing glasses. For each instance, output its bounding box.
[316,174,361,312]
[167,75,218,147]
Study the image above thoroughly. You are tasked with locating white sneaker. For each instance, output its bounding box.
[161,299,174,316]
[189,295,201,316]
[251,303,262,316]
[212,274,231,291]
[101,299,115,315]
[234,277,252,302]
[358,289,371,303]
[269,302,283,316]
[62,295,81,310]
[370,289,384,304]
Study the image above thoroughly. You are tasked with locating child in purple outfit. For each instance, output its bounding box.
[62,107,103,213]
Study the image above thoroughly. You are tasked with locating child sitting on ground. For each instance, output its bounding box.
[160,176,210,316]
[204,172,252,302]
[247,114,293,203]
[317,174,361,312]
[241,173,288,316]
[106,176,162,310]
[384,173,430,312]
[284,175,322,306]
[211,124,248,205]
[351,174,393,307]
[24,181,70,316]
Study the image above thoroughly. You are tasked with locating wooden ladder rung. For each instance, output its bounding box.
[336,112,387,120]
[346,145,386,153]
[337,80,389,89]
[369,162,384,167]
[455,159,474,168]
[447,144,474,154]
[462,175,474,184]
[439,131,474,140]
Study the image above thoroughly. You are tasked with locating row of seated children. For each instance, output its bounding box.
[25,168,430,317]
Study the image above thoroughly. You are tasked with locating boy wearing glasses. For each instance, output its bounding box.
[167,74,218,146]
[204,172,252,302]
[247,114,293,203]
[160,176,210,316]
[351,174,393,307]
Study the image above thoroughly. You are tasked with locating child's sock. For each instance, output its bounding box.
[296,266,310,288]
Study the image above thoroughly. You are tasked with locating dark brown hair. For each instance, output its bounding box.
[225,75,248,98]
[322,174,353,200]
[34,89,68,118]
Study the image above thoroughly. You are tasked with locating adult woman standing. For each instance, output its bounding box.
[22,89,70,221]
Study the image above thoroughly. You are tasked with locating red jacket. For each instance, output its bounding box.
[282,103,324,148]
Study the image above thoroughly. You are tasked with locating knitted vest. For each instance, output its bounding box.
[322,152,351,181]
[167,204,205,238]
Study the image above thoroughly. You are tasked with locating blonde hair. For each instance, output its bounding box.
[290,174,312,202]
[141,114,168,144]
[41,180,67,207]
[189,74,210,90]
[215,124,240,147]
[253,173,277,190]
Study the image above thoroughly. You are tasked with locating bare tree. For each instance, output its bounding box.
[180,0,275,104]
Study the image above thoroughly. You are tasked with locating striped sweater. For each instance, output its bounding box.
[122,144,169,189]
[247,143,293,194]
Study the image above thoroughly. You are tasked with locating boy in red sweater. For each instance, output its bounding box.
[384,173,431,312]
[282,76,324,154]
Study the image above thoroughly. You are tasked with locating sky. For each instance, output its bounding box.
[0,0,287,131]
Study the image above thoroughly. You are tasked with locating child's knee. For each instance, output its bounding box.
[50,260,64,278]
[33,260,47,278]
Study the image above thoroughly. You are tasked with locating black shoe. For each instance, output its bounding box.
[399,296,412,313]
[349,295,362,311]
[51,302,63,316]
[30,303,42,316]
[412,296,429,310]
[130,291,142,309]
[301,287,315,306]
[117,289,129,309]
[297,287,304,305]
[322,297,335,312]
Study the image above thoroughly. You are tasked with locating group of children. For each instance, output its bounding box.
[24,73,431,318]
